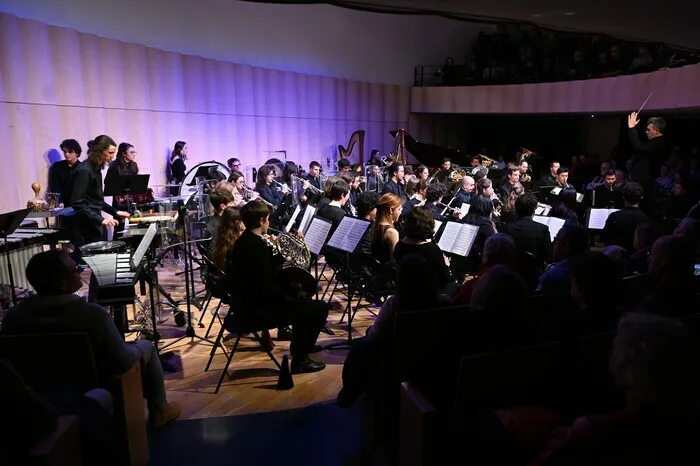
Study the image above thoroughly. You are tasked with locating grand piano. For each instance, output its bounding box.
[389,130,471,167]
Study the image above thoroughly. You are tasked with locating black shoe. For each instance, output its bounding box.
[290,356,326,374]
[276,326,293,341]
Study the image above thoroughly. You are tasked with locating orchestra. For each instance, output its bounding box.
[3,113,690,379]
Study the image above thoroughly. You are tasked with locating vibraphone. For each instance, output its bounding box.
[0,228,61,291]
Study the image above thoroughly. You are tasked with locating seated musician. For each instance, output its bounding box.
[502,193,554,264]
[541,161,560,187]
[463,195,498,259]
[371,194,403,264]
[401,178,427,221]
[424,183,447,222]
[228,171,257,206]
[500,182,525,223]
[555,167,571,189]
[337,159,352,173]
[303,161,322,191]
[381,162,407,201]
[316,178,350,235]
[227,157,241,173]
[226,201,328,373]
[415,165,429,182]
[50,139,82,207]
[602,182,650,253]
[394,206,451,291]
[434,157,452,183]
[337,171,358,217]
[548,187,580,224]
[69,135,130,246]
[212,206,244,270]
[593,170,624,208]
[497,166,521,202]
[366,149,383,167]
[255,165,287,207]
[348,172,362,212]
[354,191,380,258]
[206,182,237,242]
[1,250,181,426]
[454,175,476,205]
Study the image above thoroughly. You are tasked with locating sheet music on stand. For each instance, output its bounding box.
[588,208,619,230]
[532,215,565,242]
[433,220,443,235]
[298,205,317,235]
[437,221,479,257]
[304,217,332,255]
[535,203,552,216]
[131,223,158,267]
[327,216,370,253]
[285,205,302,233]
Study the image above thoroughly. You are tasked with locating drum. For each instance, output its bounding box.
[80,240,127,256]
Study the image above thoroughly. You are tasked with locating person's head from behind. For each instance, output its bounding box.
[674,218,700,254]
[219,206,244,239]
[553,224,589,261]
[515,192,538,218]
[60,139,82,165]
[571,251,622,308]
[470,265,526,314]
[402,206,435,241]
[27,250,82,296]
[357,191,380,220]
[396,254,439,311]
[209,183,236,214]
[240,200,271,234]
[611,313,700,416]
[468,195,493,218]
[634,222,661,252]
[482,233,516,268]
[649,234,694,280]
[622,182,644,206]
[375,193,403,225]
[425,184,446,204]
[329,179,350,204]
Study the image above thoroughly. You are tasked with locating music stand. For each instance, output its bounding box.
[321,216,371,350]
[186,166,216,186]
[104,174,150,214]
[0,209,30,306]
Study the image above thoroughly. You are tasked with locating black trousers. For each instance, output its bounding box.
[225,298,328,359]
[72,214,106,248]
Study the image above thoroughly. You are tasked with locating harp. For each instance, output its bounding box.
[338,130,366,166]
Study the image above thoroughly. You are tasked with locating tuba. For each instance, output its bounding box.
[479,154,498,169]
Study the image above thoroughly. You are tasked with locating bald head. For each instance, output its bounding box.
[461,176,475,193]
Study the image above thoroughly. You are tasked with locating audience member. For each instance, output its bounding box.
[602,182,650,252]
[537,224,589,295]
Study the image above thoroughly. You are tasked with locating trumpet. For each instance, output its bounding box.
[291,174,322,194]
[272,179,290,193]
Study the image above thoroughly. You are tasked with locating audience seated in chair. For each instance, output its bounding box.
[537,224,589,296]
[635,235,698,317]
[531,313,700,465]
[0,250,181,427]
[337,255,451,408]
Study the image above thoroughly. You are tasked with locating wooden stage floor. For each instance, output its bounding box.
[123,261,379,421]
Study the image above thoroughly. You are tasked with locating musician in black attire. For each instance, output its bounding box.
[104,143,139,213]
[226,201,327,373]
[168,141,188,196]
[424,184,447,222]
[50,139,82,206]
[602,182,651,253]
[303,161,322,191]
[381,162,406,201]
[255,165,287,206]
[69,135,130,247]
[501,193,553,264]
[316,178,349,236]
[593,170,624,208]
[627,112,667,187]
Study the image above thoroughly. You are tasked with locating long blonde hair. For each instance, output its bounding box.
[213,207,245,270]
[372,193,402,244]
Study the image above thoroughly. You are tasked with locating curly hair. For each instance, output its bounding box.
[402,206,435,240]
[213,207,244,270]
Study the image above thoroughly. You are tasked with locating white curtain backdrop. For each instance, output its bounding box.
[0,13,410,212]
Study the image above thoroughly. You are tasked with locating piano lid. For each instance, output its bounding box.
[389,130,470,167]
